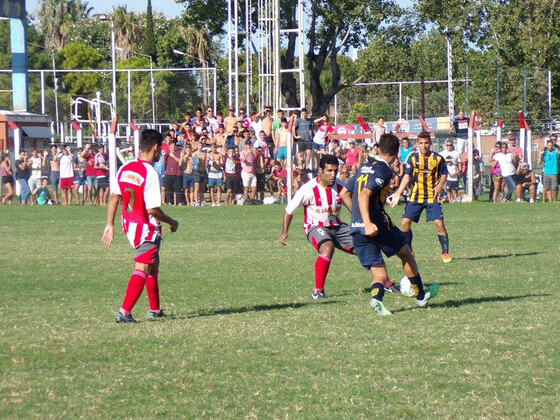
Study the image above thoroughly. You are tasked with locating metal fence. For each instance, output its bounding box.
[0,67,217,128]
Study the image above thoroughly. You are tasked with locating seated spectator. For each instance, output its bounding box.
[33,176,54,205]
[515,163,536,203]
[268,160,287,200]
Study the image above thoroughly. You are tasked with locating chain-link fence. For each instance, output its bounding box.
[0,67,217,125]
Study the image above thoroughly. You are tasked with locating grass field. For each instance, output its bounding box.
[1,202,559,419]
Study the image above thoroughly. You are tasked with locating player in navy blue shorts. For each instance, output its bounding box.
[389,131,452,263]
[341,133,439,316]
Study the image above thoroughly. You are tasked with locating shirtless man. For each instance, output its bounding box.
[224,106,238,135]
[207,143,224,206]
[48,144,60,204]
[180,145,194,206]
[275,118,289,167]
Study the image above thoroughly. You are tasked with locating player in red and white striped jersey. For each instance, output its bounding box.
[279,154,355,299]
[102,129,179,324]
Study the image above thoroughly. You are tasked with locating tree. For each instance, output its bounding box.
[36,0,93,50]
[144,0,157,62]
[112,6,142,62]
[57,42,104,96]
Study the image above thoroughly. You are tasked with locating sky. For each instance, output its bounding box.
[26,0,413,19]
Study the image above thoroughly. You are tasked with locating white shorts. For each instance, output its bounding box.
[241,172,256,187]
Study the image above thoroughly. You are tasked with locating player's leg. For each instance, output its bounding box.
[424,202,451,262]
[145,258,166,319]
[307,227,337,298]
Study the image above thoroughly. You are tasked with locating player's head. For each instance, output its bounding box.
[378,133,399,162]
[318,154,339,187]
[416,131,432,155]
[140,129,163,161]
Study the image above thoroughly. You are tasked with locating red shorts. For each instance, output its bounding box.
[60,177,73,189]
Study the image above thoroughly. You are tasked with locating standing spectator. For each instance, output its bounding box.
[491,143,518,202]
[1,153,14,204]
[153,149,166,204]
[507,134,523,161]
[345,139,360,170]
[271,109,285,147]
[81,144,97,205]
[440,141,461,203]
[240,140,257,202]
[275,118,289,167]
[224,146,241,205]
[48,144,60,204]
[452,110,469,154]
[164,141,182,205]
[261,106,274,156]
[515,163,536,203]
[293,108,314,170]
[398,137,413,176]
[15,150,31,204]
[207,143,224,206]
[373,116,386,144]
[212,124,227,150]
[94,145,109,205]
[205,106,219,135]
[312,115,334,160]
[539,139,559,202]
[489,142,503,202]
[180,145,194,206]
[224,106,238,135]
[59,145,74,205]
[27,148,43,204]
[253,145,268,202]
[338,164,351,184]
[471,149,483,200]
[73,147,87,205]
[192,141,208,206]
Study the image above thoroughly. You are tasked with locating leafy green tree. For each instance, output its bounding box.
[57,42,104,95]
[144,0,157,61]
[36,0,93,50]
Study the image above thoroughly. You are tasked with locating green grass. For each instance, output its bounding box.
[1,202,559,419]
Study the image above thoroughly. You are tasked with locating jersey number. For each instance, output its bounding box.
[357,174,369,194]
[124,187,135,213]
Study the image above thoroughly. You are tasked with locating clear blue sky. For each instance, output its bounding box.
[26,0,413,19]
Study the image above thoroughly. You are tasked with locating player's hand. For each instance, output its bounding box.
[169,219,179,233]
[278,232,289,246]
[433,187,442,202]
[102,225,114,247]
[364,223,378,237]
[388,193,400,208]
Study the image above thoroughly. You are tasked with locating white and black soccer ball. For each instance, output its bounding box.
[399,276,415,297]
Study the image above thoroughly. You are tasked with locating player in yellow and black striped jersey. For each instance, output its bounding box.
[388,131,453,263]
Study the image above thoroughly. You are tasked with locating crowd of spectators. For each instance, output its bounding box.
[1,108,558,206]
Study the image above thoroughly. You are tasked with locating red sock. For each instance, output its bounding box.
[121,269,148,315]
[315,255,331,291]
[145,271,160,312]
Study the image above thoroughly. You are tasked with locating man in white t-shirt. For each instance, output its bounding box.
[279,154,355,299]
[27,148,43,203]
[491,143,518,202]
[440,141,461,203]
[58,146,74,205]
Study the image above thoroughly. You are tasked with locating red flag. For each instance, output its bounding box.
[71,121,81,131]
[518,111,526,129]
[497,120,504,128]
[356,115,371,133]
[130,122,139,131]
[418,116,429,131]
[7,120,19,130]
[110,117,118,135]
[468,111,476,129]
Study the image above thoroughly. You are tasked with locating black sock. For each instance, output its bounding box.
[409,274,425,300]
[370,283,385,302]
[438,234,449,253]
[404,230,413,251]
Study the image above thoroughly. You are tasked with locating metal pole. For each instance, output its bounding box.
[213,68,217,112]
[496,62,500,117]
[52,52,60,128]
[40,70,45,114]
[127,70,131,141]
[523,67,527,115]
[111,21,117,118]
[465,64,469,113]
[150,57,156,125]
[334,94,338,126]
[398,82,402,120]
[548,69,552,133]
[227,0,232,107]
[446,36,455,127]
[96,91,102,142]
[405,96,409,121]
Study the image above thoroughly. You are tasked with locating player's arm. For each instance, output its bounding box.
[358,187,378,237]
[147,207,178,232]
[102,193,121,247]
[339,186,353,211]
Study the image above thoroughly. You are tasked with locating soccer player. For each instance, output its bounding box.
[342,133,439,316]
[102,129,179,323]
[278,154,354,299]
[389,131,452,263]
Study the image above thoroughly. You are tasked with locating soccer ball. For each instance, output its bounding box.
[399,276,415,297]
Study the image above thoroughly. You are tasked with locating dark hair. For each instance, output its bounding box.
[417,131,431,142]
[319,154,339,169]
[140,129,163,152]
[281,117,288,123]
[378,133,399,156]
[301,108,307,112]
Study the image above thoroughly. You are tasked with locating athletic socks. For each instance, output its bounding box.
[403,230,413,251]
[121,269,149,316]
[371,283,385,302]
[438,234,449,254]
[146,270,160,312]
[315,255,331,291]
[409,274,425,300]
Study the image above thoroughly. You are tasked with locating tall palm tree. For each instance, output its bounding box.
[111,6,141,62]
[37,0,93,50]
[179,26,213,107]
